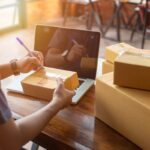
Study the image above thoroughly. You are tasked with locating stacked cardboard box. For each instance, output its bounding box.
[102,43,137,74]
[114,51,150,91]
[96,44,150,149]
[21,67,79,101]
[95,73,150,149]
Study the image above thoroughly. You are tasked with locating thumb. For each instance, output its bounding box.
[56,78,64,88]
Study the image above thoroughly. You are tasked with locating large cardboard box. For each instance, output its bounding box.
[95,73,150,149]
[114,52,150,91]
[105,43,138,64]
[21,67,79,100]
[102,60,114,74]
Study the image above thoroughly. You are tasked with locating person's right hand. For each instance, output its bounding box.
[51,78,75,110]
[17,56,42,73]
[67,44,86,63]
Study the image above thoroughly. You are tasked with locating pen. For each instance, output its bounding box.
[16,37,44,69]
[72,39,80,46]
[16,37,34,56]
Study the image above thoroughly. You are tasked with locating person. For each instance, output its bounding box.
[0,51,75,150]
[44,28,99,78]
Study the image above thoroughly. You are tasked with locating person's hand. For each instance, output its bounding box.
[16,56,42,73]
[16,51,44,73]
[27,51,44,65]
[67,44,86,63]
[51,78,75,110]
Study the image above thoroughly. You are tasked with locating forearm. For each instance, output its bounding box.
[0,63,13,79]
[15,100,61,148]
[0,100,61,150]
[45,53,67,68]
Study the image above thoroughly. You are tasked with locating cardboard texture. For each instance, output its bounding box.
[95,73,150,149]
[21,67,79,100]
[114,52,150,91]
[105,43,138,64]
[102,60,114,74]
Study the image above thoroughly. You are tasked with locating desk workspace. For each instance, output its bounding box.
[0,25,142,150]
[5,86,140,150]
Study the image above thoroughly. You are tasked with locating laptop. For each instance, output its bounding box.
[7,25,100,104]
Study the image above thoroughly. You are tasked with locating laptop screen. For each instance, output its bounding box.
[34,25,100,79]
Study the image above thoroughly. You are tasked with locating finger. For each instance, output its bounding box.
[34,51,43,60]
[66,89,76,96]
[27,57,42,70]
[72,51,83,57]
[22,63,33,72]
[28,51,35,57]
[27,57,35,63]
[36,52,44,65]
[72,90,76,96]
[74,44,85,49]
[72,46,86,54]
[28,51,43,63]
[56,78,64,88]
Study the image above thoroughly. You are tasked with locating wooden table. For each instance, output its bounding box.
[5,85,141,150]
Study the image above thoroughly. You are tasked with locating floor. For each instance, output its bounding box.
[0,17,150,150]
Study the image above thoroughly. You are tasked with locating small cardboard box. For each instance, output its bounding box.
[114,52,150,91]
[95,73,150,149]
[102,60,114,74]
[21,67,79,100]
[105,43,138,64]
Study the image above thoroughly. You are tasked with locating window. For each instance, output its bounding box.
[0,0,25,33]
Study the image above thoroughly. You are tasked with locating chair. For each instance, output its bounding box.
[127,0,144,29]
[103,0,128,41]
[142,0,150,48]
[130,0,150,48]
[63,0,102,30]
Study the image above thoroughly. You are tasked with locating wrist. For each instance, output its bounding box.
[50,98,64,111]
[9,59,20,76]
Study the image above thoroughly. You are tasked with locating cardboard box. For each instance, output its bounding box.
[21,67,79,100]
[105,43,138,64]
[114,52,150,91]
[95,73,150,149]
[102,60,114,74]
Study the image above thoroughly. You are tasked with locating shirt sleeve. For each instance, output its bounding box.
[0,89,12,124]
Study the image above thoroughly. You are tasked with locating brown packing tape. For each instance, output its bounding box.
[124,51,150,59]
[105,43,138,64]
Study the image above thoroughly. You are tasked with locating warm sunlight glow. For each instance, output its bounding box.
[0,0,19,29]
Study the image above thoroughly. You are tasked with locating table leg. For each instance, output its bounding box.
[116,2,121,41]
[103,0,122,41]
